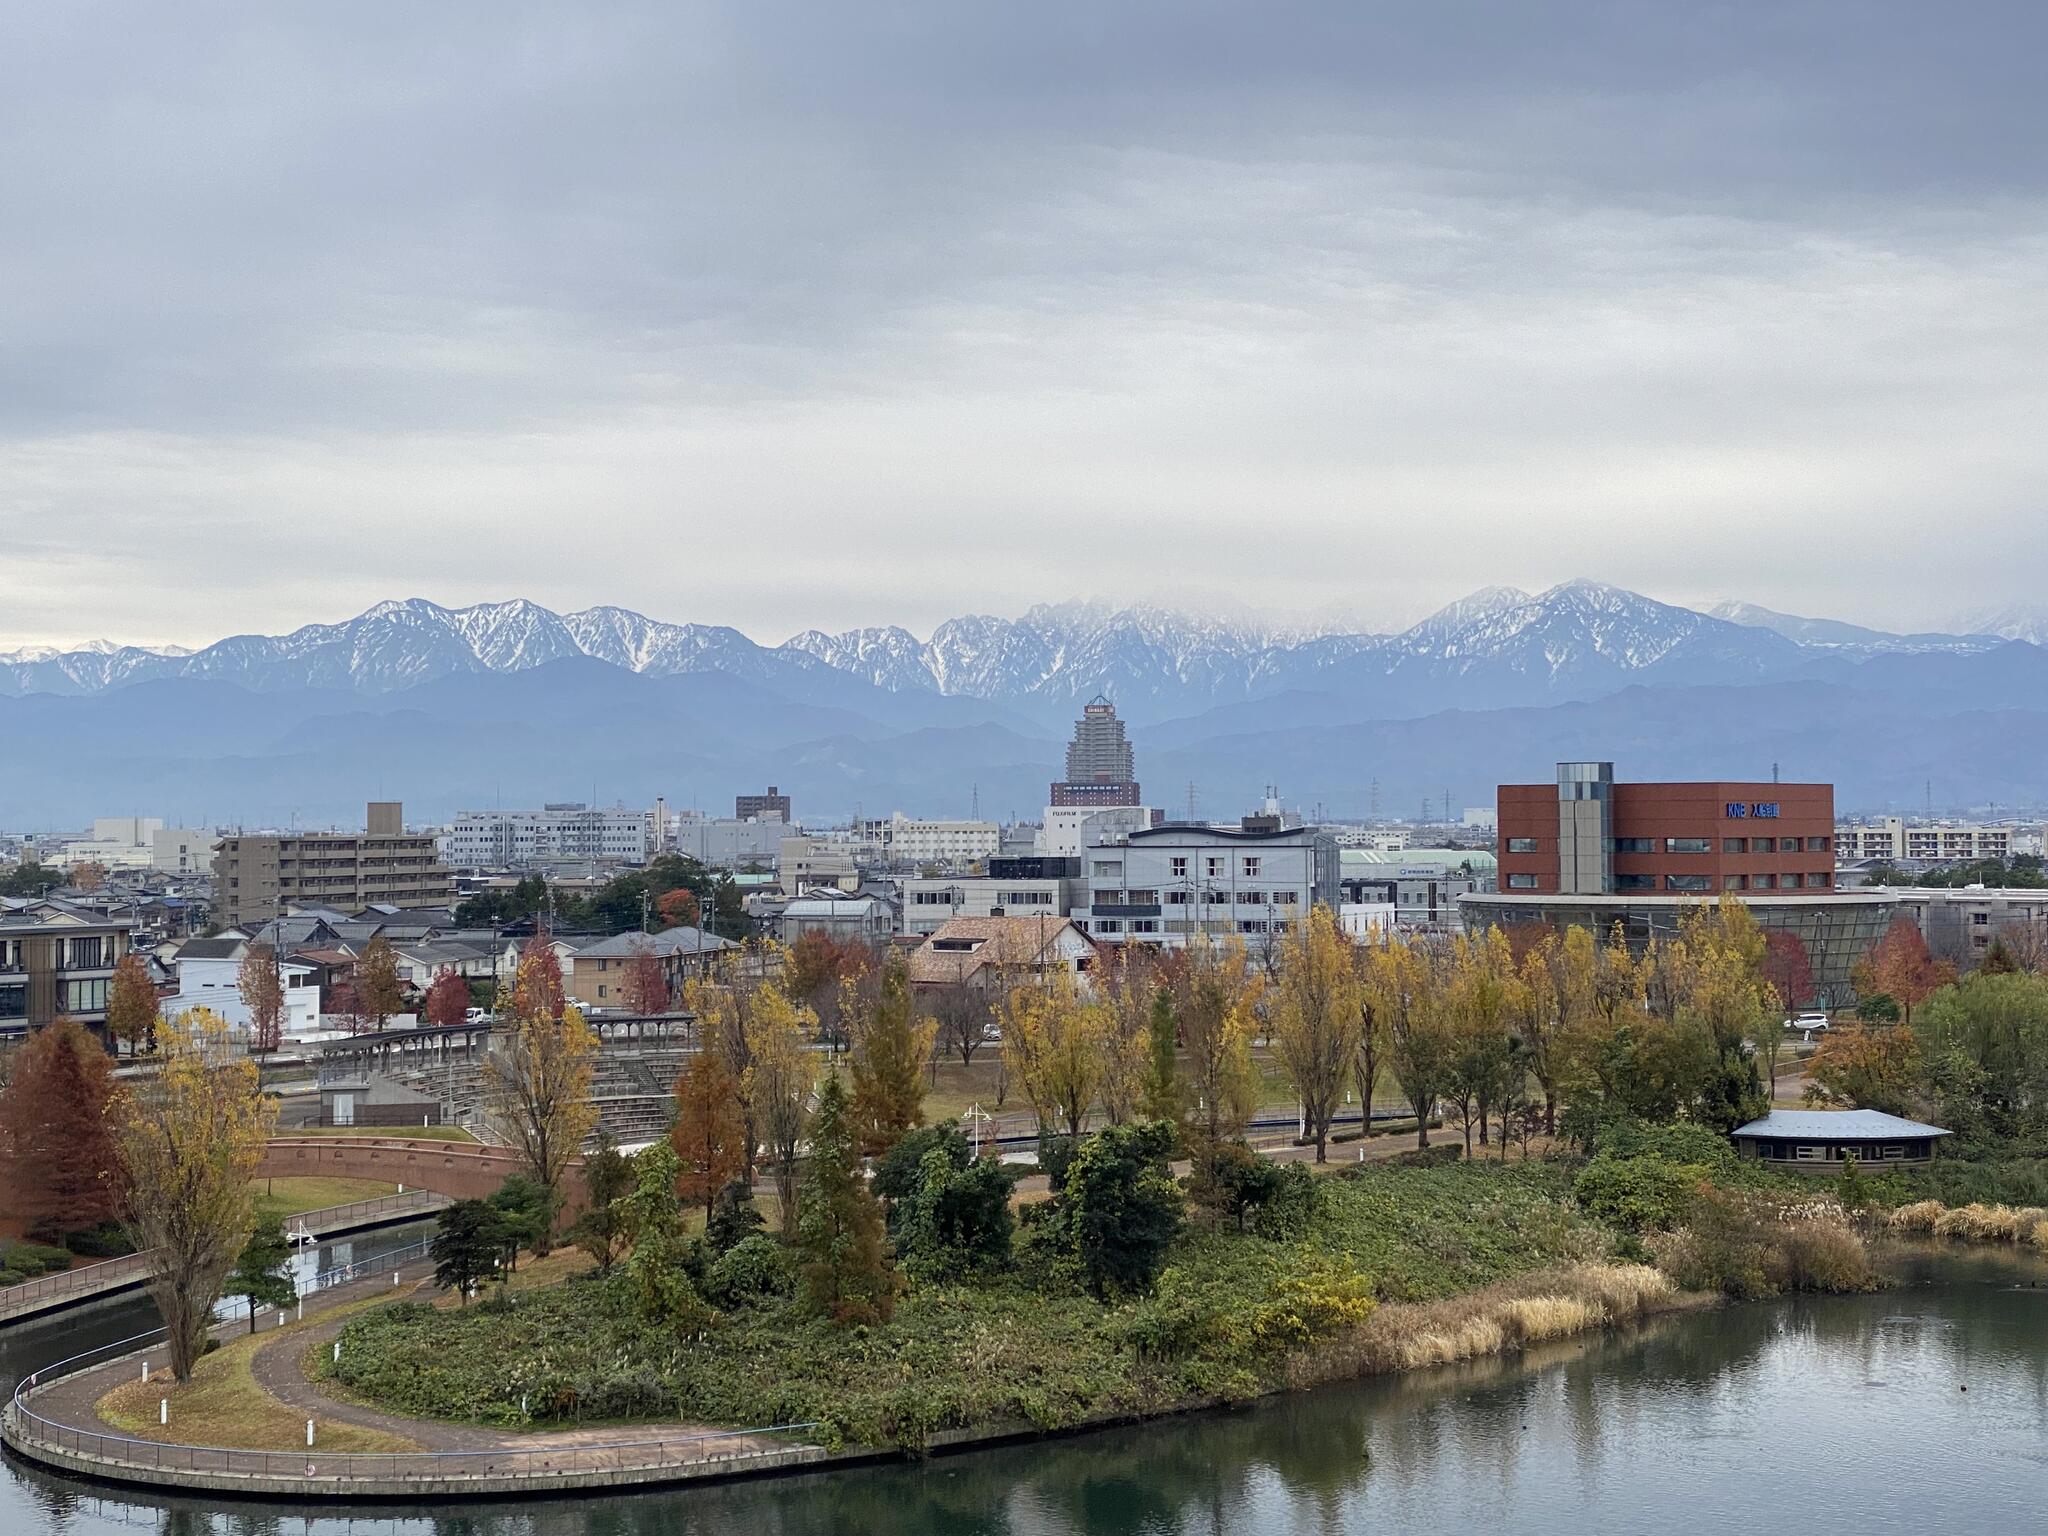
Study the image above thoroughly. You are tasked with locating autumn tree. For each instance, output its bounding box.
[1805,1022,1921,1117]
[353,935,405,1030]
[1270,906,1362,1161]
[670,1049,748,1219]
[104,951,159,1058]
[115,1008,276,1380]
[0,1016,125,1236]
[69,860,107,893]
[622,942,672,1015]
[742,979,817,1231]
[656,887,702,930]
[1000,968,1109,1140]
[1762,930,1816,1012]
[795,1071,894,1325]
[237,942,286,1055]
[1371,937,1456,1148]
[1175,937,1264,1157]
[1094,947,1158,1126]
[1855,917,1955,1026]
[847,950,934,1156]
[787,930,871,1051]
[1442,929,1524,1155]
[483,941,598,1253]
[1664,900,1774,1131]
[927,973,994,1067]
[423,966,471,1028]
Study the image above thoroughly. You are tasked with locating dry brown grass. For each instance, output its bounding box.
[1887,1200,1946,1233]
[1279,1262,1686,1389]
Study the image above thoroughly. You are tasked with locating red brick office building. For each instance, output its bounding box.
[1497,763,1834,897]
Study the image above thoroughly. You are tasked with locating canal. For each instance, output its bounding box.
[3,1243,2045,1534]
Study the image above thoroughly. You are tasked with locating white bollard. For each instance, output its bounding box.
[333,1339,341,1364]
[141,1360,149,1383]
[307,1418,315,1447]
[159,1398,168,1426]
[1357,1147,1365,1163]
[297,1297,304,1321]
[398,1183,405,1193]
[393,1271,400,1286]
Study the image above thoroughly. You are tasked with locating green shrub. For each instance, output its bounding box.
[1592,1119,1738,1171]
[1,1242,73,1277]
[1383,1143,1463,1169]
[704,1234,794,1307]
[1572,1154,1708,1233]
[64,1222,135,1259]
[0,1270,25,1288]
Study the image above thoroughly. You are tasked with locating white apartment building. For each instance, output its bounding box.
[152,827,217,875]
[61,816,165,870]
[1835,818,2019,865]
[1070,822,1342,947]
[446,804,652,870]
[859,813,1000,867]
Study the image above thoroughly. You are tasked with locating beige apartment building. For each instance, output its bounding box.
[212,802,454,927]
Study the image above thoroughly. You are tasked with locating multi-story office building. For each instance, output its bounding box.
[777,835,860,895]
[1834,818,2019,865]
[446,804,653,870]
[1049,696,1141,807]
[1471,763,1891,1008]
[212,802,454,928]
[1038,804,1162,858]
[901,856,1086,937]
[1498,763,1835,897]
[668,812,786,868]
[735,786,793,821]
[858,813,1001,867]
[0,901,138,1034]
[1069,820,1341,946]
[151,827,217,875]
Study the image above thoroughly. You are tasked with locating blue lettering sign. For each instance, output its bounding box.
[1750,802,1780,819]
[1725,803,1748,818]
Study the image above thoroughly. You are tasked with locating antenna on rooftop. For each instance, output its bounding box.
[1772,761,1780,784]
[971,782,979,820]
[1186,781,1198,821]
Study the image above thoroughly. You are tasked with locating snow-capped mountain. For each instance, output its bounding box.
[1708,601,1997,658]
[1955,602,2048,648]
[2,583,2031,724]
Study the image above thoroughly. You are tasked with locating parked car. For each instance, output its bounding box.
[464,1006,489,1024]
[1784,1012,1830,1037]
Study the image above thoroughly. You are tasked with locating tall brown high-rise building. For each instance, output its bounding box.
[1050,695,1141,807]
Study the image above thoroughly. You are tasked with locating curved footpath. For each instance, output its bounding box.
[2,1249,872,1498]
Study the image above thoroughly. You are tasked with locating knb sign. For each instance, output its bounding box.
[1725,802,1781,819]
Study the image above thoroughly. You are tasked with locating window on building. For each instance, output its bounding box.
[1092,861,1120,878]
[1237,891,1264,905]
[1723,838,1746,854]
[1807,837,1830,852]
[1614,874,1656,891]
[1272,890,1299,905]
[1506,837,1538,854]
[1753,837,1779,853]
[1170,858,1188,878]
[1507,874,1539,890]
[1127,889,1159,905]
[1723,875,1747,890]
[1097,919,1122,935]
[1166,890,1189,905]
[1972,911,1990,925]
[1204,857,1224,878]
[1614,838,1656,853]
[1805,873,1830,889]
[1667,874,1711,892]
[1239,919,1267,934]
[1665,838,1710,854]
[62,978,108,1013]
[1751,873,1778,889]
[1132,920,1158,934]
[1242,857,1260,877]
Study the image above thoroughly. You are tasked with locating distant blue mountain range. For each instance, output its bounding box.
[4,583,2043,826]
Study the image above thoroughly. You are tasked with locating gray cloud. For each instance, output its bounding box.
[2,2,2044,645]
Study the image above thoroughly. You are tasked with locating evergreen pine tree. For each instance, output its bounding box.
[797,1072,895,1325]
[224,1220,297,1332]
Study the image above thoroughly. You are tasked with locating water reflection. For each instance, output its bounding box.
[6,1247,2047,1536]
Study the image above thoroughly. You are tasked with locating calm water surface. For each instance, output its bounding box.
[4,1245,2045,1535]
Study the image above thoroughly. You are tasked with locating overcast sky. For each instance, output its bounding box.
[4,2,2044,649]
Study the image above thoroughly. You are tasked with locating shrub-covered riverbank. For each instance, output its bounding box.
[327,1152,1870,1448]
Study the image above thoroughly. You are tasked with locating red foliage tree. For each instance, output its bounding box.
[0,1017,125,1236]
[656,888,701,930]
[622,943,672,1015]
[1854,917,1956,1025]
[423,967,471,1028]
[237,942,286,1055]
[1761,929,1816,1012]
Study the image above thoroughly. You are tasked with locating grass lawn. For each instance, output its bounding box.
[273,1124,478,1143]
[252,1176,401,1226]
[98,1301,420,1453]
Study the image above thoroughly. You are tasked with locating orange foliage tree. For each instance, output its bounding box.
[656,887,702,930]
[670,1050,748,1219]
[622,942,672,1014]
[0,1017,126,1236]
[1804,1022,1921,1117]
